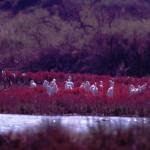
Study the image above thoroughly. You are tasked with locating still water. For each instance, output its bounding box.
[0,114,149,134]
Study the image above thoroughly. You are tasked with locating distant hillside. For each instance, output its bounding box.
[0,0,150,17]
[0,0,150,76]
[0,0,62,12]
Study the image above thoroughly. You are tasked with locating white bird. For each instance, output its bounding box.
[47,85,58,96]
[21,73,27,77]
[109,80,115,87]
[90,83,98,95]
[80,81,91,92]
[138,83,147,93]
[46,78,58,96]
[80,82,85,89]
[12,73,16,78]
[65,76,74,90]
[2,70,5,75]
[107,87,114,97]
[107,80,115,97]
[43,80,49,88]
[50,78,56,86]
[30,80,37,88]
[1,70,6,79]
[99,81,104,88]
[46,85,53,96]
[84,81,91,92]
[129,84,140,94]
[129,84,135,93]
[129,83,147,95]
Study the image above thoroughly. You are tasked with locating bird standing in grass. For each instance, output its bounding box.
[107,80,115,98]
[30,80,37,88]
[80,81,91,92]
[43,80,49,88]
[46,78,58,96]
[65,76,74,90]
[90,82,98,95]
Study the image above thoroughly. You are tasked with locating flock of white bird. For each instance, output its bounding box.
[1,70,148,97]
[128,83,147,94]
[30,75,148,97]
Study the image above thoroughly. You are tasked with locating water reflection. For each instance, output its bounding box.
[0,114,149,134]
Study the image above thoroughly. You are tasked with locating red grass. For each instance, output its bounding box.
[0,71,150,116]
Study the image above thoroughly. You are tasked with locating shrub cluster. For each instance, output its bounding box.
[0,0,150,76]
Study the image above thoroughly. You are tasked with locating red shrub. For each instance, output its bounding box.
[0,70,149,116]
